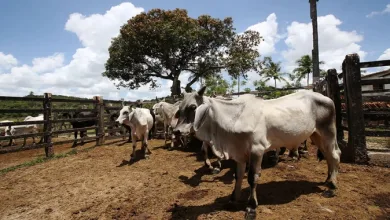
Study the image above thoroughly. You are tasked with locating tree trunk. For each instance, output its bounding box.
[307,73,310,86]
[171,76,181,96]
[274,79,277,88]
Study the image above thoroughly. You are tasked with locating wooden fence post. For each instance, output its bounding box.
[343,53,368,164]
[43,93,53,157]
[94,96,105,146]
[326,69,344,142]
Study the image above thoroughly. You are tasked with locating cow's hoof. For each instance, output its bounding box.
[325,181,337,190]
[144,155,150,160]
[245,208,257,220]
[129,157,135,163]
[167,147,174,151]
[212,167,221,174]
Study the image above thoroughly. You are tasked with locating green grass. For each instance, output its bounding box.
[0,146,97,175]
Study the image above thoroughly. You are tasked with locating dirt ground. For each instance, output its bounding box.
[0,139,389,220]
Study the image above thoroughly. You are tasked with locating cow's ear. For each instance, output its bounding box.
[131,107,136,111]
[193,103,210,131]
[197,86,207,96]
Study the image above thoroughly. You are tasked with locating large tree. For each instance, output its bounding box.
[103,8,262,96]
[259,56,287,88]
[293,55,325,86]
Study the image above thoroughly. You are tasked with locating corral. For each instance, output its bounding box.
[0,53,389,219]
[0,140,389,220]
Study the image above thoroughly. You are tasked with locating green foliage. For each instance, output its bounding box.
[259,56,287,88]
[103,8,262,96]
[204,74,230,96]
[292,55,325,86]
[253,79,294,99]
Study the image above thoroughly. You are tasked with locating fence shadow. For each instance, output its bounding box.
[168,180,324,219]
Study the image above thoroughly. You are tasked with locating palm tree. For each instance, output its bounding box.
[260,56,287,88]
[293,55,325,86]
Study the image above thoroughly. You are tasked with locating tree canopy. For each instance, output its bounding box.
[259,56,286,88]
[103,8,262,96]
[292,55,325,86]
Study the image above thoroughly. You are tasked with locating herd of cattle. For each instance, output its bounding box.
[0,87,342,219]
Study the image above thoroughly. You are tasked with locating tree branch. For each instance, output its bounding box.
[185,75,200,88]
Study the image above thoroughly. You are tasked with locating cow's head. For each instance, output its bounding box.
[116,106,134,127]
[173,86,207,136]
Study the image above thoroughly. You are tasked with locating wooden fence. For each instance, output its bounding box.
[0,94,170,157]
[314,53,390,164]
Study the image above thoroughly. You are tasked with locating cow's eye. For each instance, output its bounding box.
[189,104,197,110]
[123,111,128,115]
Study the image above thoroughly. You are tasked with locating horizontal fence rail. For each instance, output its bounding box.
[360,59,390,68]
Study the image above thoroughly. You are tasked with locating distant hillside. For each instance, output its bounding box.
[0,93,174,120]
[0,94,95,120]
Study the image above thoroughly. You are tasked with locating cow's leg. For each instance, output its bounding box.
[202,142,214,171]
[142,132,151,160]
[72,131,78,148]
[80,130,86,145]
[130,133,137,162]
[23,137,27,147]
[230,161,246,203]
[311,132,341,189]
[245,150,264,220]
[164,123,168,147]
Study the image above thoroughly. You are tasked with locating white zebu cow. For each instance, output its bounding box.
[5,114,44,146]
[173,86,341,220]
[116,106,154,162]
[0,120,14,146]
[153,101,182,149]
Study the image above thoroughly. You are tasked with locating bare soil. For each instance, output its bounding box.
[0,139,389,220]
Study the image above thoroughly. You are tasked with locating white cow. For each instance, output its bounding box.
[1,120,13,146]
[4,114,44,146]
[153,101,182,149]
[173,86,341,219]
[116,106,154,162]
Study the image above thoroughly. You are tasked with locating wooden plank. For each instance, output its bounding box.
[51,109,97,113]
[360,59,390,68]
[0,96,44,101]
[0,109,43,114]
[365,130,390,137]
[0,120,45,127]
[362,96,390,102]
[0,132,45,141]
[43,93,54,157]
[361,78,390,86]
[362,89,390,94]
[50,98,95,103]
[50,117,97,123]
[327,69,344,141]
[343,53,368,163]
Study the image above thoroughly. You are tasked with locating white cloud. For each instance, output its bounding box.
[366,4,390,18]
[246,13,280,56]
[281,14,366,77]
[0,2,147,100]
[31,53,64,73]
[0,52,18,71]
[378,48,390,60]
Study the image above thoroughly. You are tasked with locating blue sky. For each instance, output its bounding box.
[0,0,389,100]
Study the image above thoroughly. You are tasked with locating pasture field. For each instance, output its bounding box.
[0,139,389,220]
